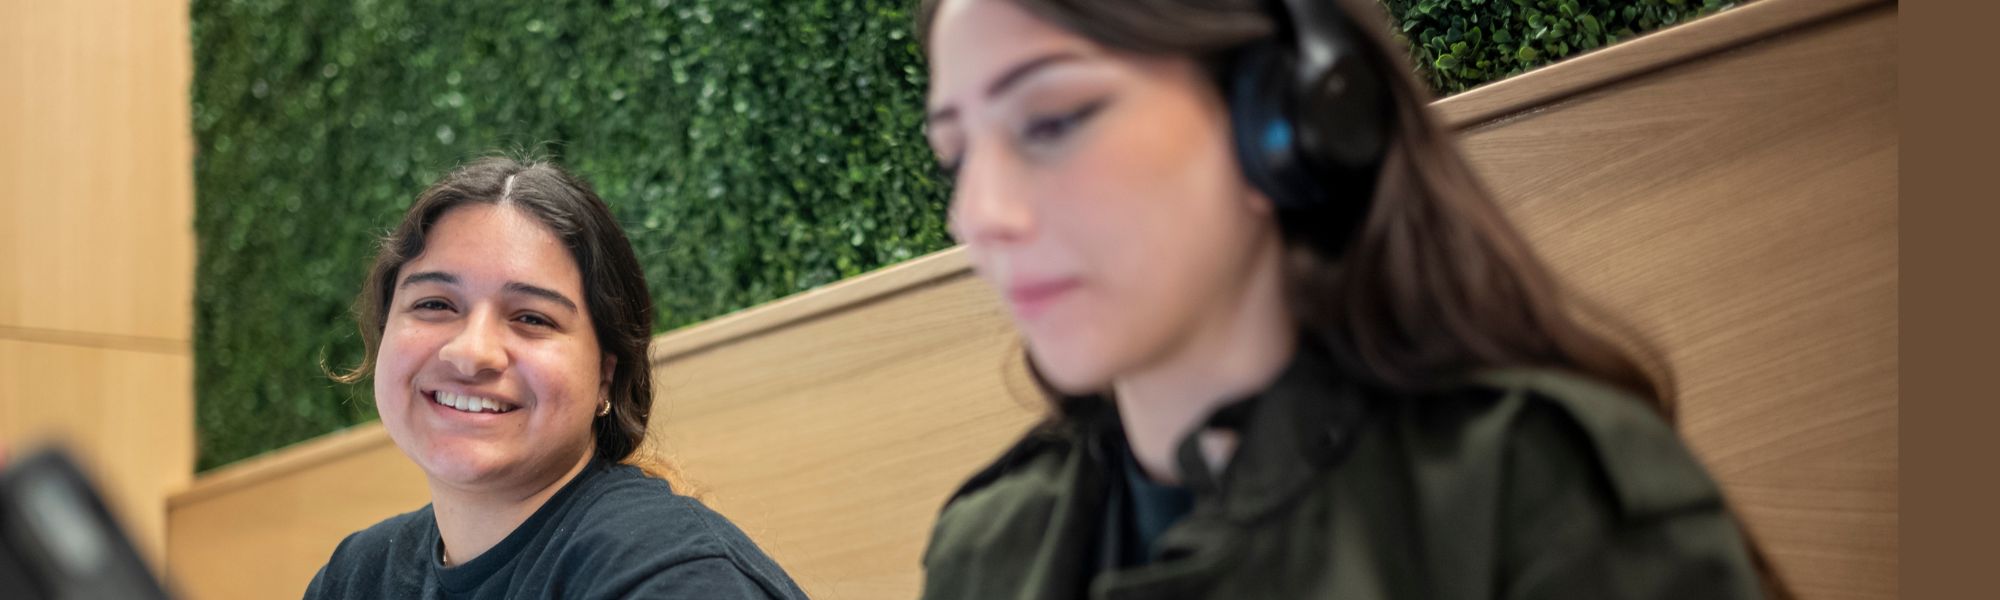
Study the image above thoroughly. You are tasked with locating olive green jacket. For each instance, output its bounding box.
[920,353,1763,599]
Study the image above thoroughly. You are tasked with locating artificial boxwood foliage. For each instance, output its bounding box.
[191,0,945,469]
[192,0,1729,470]
[1382,0,1732,94]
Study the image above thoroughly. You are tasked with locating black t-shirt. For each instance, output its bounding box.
[1094,425,1195,571]
[303,458,807,599]
[1114,444,1194,568]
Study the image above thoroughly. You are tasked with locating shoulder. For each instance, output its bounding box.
[1448,372,1765,598]
[567,466,729,555]
[323,506,433,568]
[305,506,434,598]
[942,422,1082,508]
[923,423,1089,573]
[933,421,1087,525]
[1461,368,1722,518]
[559,465,806,599]
[1384,370,1763,598]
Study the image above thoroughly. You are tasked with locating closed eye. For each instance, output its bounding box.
[1021,98,1109,145]
[412,299,453,312]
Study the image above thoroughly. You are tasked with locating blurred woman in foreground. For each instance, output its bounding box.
[915,0,1784,597]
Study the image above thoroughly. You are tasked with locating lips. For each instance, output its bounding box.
[1005,277,1080,320]
[428,390,521,414]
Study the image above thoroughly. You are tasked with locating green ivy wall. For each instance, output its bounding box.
[192,0,1727,470]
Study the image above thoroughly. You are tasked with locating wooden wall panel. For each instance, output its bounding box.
[0,340,193,566]
[1456,9,1898,598]
[0,0,196,341]
[0,0,196,574]
[649,259,1040,598]
[164,1,1898,598]
[165,430,429,600]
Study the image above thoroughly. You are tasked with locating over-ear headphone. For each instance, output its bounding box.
[1228,0,1392,212]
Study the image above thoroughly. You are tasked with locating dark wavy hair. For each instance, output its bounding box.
[332,156,662,474]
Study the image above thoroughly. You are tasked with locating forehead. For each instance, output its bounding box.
[409,203,581,289]
[926,0,1096,104]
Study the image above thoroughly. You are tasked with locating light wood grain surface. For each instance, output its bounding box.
[0,0,196,342]
[1457,6,1898,598]
[649,265,1041,598]
[163,1,1898,598]
[0,340,193,569]
[167,430,429,599]
[0,0,196,569]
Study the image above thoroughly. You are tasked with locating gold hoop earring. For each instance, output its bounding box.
[597,398,612,418]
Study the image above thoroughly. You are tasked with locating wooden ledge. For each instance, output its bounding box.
[168,424,393,508]
[648,247,973,365]
[0,325,190,355]
[1434,0,1889,129]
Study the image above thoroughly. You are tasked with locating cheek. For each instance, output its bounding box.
[517,345,605,415]
[373,324,430,407]
[1028,100,1262,381]
[1063,97,1248,270]
[1066,121,1248,286]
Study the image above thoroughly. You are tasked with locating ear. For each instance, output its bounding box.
[599,353,618,397]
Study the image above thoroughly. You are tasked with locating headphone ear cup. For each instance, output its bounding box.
[1228,43,1319,210]
[1296,50,1391,172]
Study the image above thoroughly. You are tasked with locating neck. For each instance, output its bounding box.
[429,449,596,566]
[1113,238,1295,486]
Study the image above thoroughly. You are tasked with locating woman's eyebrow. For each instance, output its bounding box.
[504,281,579,314]
[399,271,457,288]
[399,271,577,314]
[926,51,1083,126]
[987,52,1081,98]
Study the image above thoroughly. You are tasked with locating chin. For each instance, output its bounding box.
[407,437,518,486]
[1025,339,1115,397]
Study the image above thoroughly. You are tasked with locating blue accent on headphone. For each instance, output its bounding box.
[1262,120,1294,153]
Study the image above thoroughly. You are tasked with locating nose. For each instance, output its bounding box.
[948,149,1036,247]
[436,308,507,378]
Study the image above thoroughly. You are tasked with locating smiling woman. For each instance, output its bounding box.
[307,157,807,599]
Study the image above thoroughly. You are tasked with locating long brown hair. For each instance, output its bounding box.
[920,0,1788,594]
[921,0,1670,415]
[332,156,670,477]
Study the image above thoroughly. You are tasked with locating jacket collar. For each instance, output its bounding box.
[1089,342,1378,524]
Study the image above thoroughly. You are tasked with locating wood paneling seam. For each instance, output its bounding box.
[0,325,189,355]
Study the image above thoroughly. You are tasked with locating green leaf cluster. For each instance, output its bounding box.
[1383,0,1731,94]
[191,0,1724,469]
[191,0,945,469]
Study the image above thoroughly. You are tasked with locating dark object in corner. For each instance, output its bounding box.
[0,445,173,600]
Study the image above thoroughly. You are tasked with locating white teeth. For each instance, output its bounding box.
[436,391,509,414]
